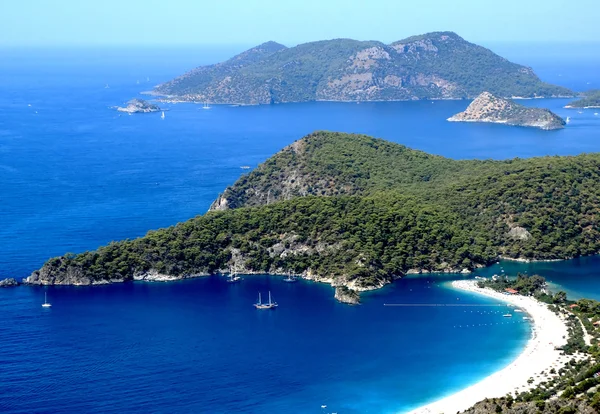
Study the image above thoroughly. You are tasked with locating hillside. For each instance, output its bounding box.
[27,132,600,290]
[448,92,566,130]
[153,32,572,104]
[566,90,600,108]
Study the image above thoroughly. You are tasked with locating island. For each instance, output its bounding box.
[0,278,19,287]
[150,32,572,105]
[25,132,600,295]
[116,98,161,113]
[448,92,566,130]
[565,90,600,108]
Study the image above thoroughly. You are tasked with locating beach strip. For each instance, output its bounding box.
[406,280,569,414]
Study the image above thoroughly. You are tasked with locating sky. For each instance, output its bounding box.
[0,0,597,47]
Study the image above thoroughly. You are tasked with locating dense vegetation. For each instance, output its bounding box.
[566,90,600,108]
[154,32,571,104]
[30,131,600,287]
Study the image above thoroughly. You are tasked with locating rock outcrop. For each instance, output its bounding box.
[448,92,566,130]
[0,278,20,287]
[334,286,360,304]
[116,99,161,113]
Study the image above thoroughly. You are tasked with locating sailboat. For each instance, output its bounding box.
[226,269,242,283]
[254,291,278,309]
[566,116,571,124]
[161,111,165,119]
[283,273,298,283]
[202,101,211,110]
[42,292,52,308]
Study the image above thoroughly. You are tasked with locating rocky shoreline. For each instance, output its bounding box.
[21,255,570,303]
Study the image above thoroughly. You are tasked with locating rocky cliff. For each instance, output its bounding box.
[448,92,566,130]
[153,32,571,104]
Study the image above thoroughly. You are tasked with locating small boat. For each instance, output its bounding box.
[104,84,110,89]
[226,273,242,283]
[203,102,211,110]
[240,166,251,170]
[503,313,512,317]
[254,291,278,309]
[161,111,165,119]
[566,116,571,124]
[523,316,530,320]
[283,274,297,283]
[514,309,523,313]
[42,292,52,308]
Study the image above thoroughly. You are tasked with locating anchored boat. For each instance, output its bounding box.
[254,291,278,309]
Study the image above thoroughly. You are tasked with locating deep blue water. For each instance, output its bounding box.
[0,275,528,413]
[0,46,599,413]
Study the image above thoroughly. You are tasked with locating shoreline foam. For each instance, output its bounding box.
[406,280,571,414]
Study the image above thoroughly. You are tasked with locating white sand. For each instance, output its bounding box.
[406,280,571,414]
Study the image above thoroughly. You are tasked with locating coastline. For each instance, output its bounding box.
[406,280,572,414]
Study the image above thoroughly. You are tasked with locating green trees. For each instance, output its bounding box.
[155,32,571,104]
[32,132,600,287]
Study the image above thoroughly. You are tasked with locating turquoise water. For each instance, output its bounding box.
[478,256,600,302]
[0,46,598,412]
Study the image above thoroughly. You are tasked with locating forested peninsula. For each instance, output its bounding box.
[27,132,600,295]
[565,90,600,108]
[151,32,572,104]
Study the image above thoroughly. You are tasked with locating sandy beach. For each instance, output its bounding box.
[406,280,571,414]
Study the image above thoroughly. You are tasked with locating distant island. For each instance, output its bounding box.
[565,90,600,108]
[117,98,161,113]
[26,132,600,303]
[448,92,566,130]
[150,32,572,105]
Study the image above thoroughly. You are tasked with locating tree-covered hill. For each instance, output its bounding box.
[153,32,572,104]
[565,90,600,108]
[27,132,600,288]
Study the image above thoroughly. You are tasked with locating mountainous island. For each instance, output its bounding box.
[151,32,572,104]
[448,92,566,130]
[26,132,600,299]
[565,90,600,108]
[116,98,161,113]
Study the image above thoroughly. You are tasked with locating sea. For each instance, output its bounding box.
[0,44,599,413]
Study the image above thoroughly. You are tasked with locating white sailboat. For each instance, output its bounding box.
[42,292,52,308]
[566,116,571,124]
[283,273,297,283]
[161,111,165,119]
[254,291,278,309]
[203,102,211,110]
[226,268,242,283]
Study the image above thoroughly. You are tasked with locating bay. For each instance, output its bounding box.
[0,45,599,413]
